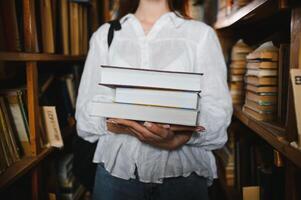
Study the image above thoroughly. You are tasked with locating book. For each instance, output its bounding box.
[99,66,203,91]
[244,99,276,112]
[0,0,22,51]
[246,41,279,61]
[1,90,31,156]
[60,0,70,55]
[40,0,55,53]
[230,75,244,82]
[69,2,80,55]
[246,69,278,77]
[230,60,247,69]
[41,106,64,148]
[115,87,199,109]
[246,91,277,105]
[246,84,278,93]
[246,61,278,69]
[230,68,246,75]
[89,102,199,126]
[0,97,21,162]
[242,106,274,121]
[246,76,277,86]
[290,69,301,147]
[243,186,260,200]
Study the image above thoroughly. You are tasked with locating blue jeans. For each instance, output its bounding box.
[93,164,209,200]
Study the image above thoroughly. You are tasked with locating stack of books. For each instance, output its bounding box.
[243,41,279,121]
[91,66,203,126]
[229,40,252,104]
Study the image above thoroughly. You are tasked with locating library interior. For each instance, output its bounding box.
[0,0,301,200]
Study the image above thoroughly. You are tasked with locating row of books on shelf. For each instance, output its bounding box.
[0,0,89,55]
[216,128,285,200]
[0,70,80,175]
[228,40,289,122]
[93,66,204,127]
[48,153,85,200]
[217,0,253,20]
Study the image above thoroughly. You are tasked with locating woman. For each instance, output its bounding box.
[75,0,232,199]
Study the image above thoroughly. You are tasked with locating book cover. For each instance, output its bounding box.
[41,106,64,148]
[99,65,203,92]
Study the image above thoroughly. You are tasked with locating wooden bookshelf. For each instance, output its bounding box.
[0,52,86,62]
[214,0,280,29]
[233,105,301,168]
[0,147,54,190]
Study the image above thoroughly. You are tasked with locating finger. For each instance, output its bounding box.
[128,127,161,143]
[143,122,171,139]
[169,125,205,132]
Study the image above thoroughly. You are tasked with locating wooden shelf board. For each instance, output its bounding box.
[0,147,54,190]
[233,105,301,168]
[0,52,86,62]
[215,0,271,29]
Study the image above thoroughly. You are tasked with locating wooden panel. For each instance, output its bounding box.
[0,52,86,61]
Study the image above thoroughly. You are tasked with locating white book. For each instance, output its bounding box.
[42,106,64,148]
[90,102,199,126]
[115,87,199,109]
[99,65,203,91]
[246,69,278,77]
[290,69,301,147]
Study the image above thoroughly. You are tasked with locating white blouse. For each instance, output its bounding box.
[75,12,233,185]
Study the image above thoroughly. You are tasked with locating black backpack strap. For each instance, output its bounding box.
[107,20,121,48]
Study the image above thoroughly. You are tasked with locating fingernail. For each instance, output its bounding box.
[107,119,118,124]
[163,124,170,129]
[144,122,152,127]
[196,126,205,131]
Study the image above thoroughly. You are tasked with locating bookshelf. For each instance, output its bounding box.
[215,0,301,199]
[0,52,85,62]
[0,0,101,199]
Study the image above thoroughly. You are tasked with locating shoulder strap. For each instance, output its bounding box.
[107,20,121,48]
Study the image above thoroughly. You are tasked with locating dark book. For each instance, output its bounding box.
[0,0,22,51]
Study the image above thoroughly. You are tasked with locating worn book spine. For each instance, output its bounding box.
[290,69,301,147]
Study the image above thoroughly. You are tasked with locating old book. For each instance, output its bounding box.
[40,0,55,53]
[99,66,203,91]
[243,186,260,200]
[243,106,274,121]
[244,99,275,112]
[0,109,13,167]
[246,61,278,69]
[69,2,80,55]
[230,75,244,82]
[78,4,83,55]
[246,69,278,77]
[89,102,199,126]
[82,6,88,53]
[0,97,21,162]
[230,60,247,69]
[246,76,277,86]
[115,87,199,109]
[60,0,70,55]
[246,41,279,61]
[246,91,277,105]
[230,68,246,75]
[229,82,244,90]
[2,90,31,156]
[0,0,21,51]
[290,69,301,146]
[41,106,64,148]
[246,84,278,93]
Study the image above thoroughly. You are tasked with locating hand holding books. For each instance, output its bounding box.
[107,118,205,150]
